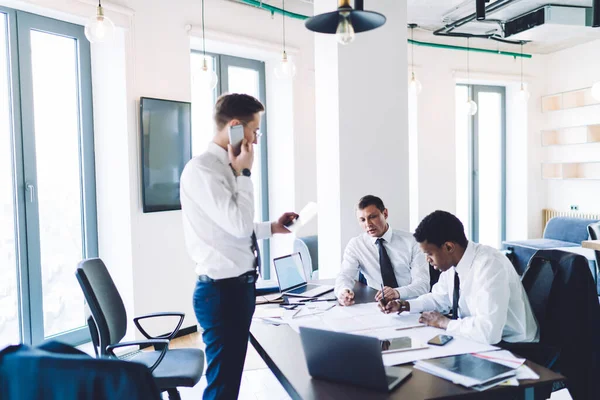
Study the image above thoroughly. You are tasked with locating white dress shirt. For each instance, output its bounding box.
[180,142,272,279]
[409,241,539,345]
[335,227,430,299]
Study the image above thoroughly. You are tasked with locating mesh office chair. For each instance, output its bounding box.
[75,258,204,400]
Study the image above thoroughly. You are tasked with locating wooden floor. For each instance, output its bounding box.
[157,331,291,400]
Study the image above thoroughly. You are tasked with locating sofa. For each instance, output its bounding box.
[503,217,598,277]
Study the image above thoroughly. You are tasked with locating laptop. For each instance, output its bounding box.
[299,327,412,392]
[273,253,333,298]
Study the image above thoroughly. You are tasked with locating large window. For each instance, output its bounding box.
[456,84,506,248]
[190,52,271,278]
[0,8,97,349]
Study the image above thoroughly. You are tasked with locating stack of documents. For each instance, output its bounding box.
[414,353,517,391]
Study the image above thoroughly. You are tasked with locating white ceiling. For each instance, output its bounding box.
[407,0,600,54]
[238,0,600,54]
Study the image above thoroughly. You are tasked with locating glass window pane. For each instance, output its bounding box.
[476,92,502,248]
[0,12,20,347]
[30,30,86,337]
[226,66,264,223]
[191,53,217,156]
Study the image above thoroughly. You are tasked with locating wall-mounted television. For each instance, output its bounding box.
[140,97,192,212]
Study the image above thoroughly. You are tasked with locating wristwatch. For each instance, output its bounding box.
[241,168,251,177]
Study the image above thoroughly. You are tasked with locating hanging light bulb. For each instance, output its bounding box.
[592,82,600,101]
[516,42,530,103]
[274,0,296,79]
[336,12,355,45]
[194,0,218,91]
[465,38,478,115]
[409,72,422,95]
[275,52,297,79]
[466,99,478,115]
[306,0,384,43]
[85,0,115,43]
[408,24,422,95]
[194,57,218,90]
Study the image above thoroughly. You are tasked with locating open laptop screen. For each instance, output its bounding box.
[274,253,306,292]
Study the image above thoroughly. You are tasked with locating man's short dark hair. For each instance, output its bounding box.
[214,93,264,130]
[357,195,385,212]
[414,210,468,248]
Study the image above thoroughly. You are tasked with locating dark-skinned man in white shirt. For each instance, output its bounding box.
[380,210,539,345]
[180,93,297,400]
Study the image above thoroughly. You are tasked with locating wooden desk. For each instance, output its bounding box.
[582,240,600,251]
[250,282,564,400]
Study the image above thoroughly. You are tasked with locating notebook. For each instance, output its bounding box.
[414,353,517,388]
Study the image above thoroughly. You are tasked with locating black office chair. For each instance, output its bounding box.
[0,341,161,400]
[75,258,204,400]
[502,250,600,400]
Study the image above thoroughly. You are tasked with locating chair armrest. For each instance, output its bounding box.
[106,339,170,373]
[133,312,185,341]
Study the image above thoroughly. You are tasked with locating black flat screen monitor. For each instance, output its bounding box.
[140,97,192,212]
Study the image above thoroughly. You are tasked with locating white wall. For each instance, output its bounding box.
[540,39,600,215]
[315,0,409,278]
[410,35,547,240]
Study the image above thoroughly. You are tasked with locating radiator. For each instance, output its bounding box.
[542,208,600,232]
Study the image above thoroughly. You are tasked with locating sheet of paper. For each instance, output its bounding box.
[284,202,318,233]
[473,350,526,368]
[253,306,284,319]
[381,326,497,366]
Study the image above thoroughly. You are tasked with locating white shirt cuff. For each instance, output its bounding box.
[254,221,272,240]
[446,319,461,334]
[236,175,253,192]
[408,298,426,313]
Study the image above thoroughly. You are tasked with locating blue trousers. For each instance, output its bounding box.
[193,275,256,400]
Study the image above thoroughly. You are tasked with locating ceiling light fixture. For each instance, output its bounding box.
[466,38,478,116]
[85,0,115,43]
[408,24,422,96]
[194,0,218,91]
[518,42,530,102]
[305,0,386,45]
[476,0,490,21]
[274,0,297,79]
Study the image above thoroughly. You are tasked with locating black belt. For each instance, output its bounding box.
[197,271,257,284]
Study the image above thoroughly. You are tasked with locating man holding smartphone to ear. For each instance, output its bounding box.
[180,93,298,400]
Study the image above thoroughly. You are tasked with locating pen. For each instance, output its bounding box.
[291,308,303,319]
[395,325,427,331]
[300,298,337,303]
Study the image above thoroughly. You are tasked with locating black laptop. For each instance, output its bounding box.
[299,327,412,392]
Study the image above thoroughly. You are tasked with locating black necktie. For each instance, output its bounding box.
[230,164,261,277]
[452,271,460,320]
[376,238,398,288]
[251,231,261,277]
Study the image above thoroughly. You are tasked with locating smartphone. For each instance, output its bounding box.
[427,334,454,346]
[228,124,244,156]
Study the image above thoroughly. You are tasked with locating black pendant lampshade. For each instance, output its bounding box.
[305,0,386,34]
[593,0,600,28]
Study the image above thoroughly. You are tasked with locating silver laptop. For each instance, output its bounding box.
[273,253,333,298]
[299,326,412,392]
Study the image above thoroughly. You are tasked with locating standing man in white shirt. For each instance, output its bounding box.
[180,93,297,400]
[336,195,429,306]
[381,210,539,345]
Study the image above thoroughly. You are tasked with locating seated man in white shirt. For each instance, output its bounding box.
[381,210,539,345]
[336,195,430,306]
